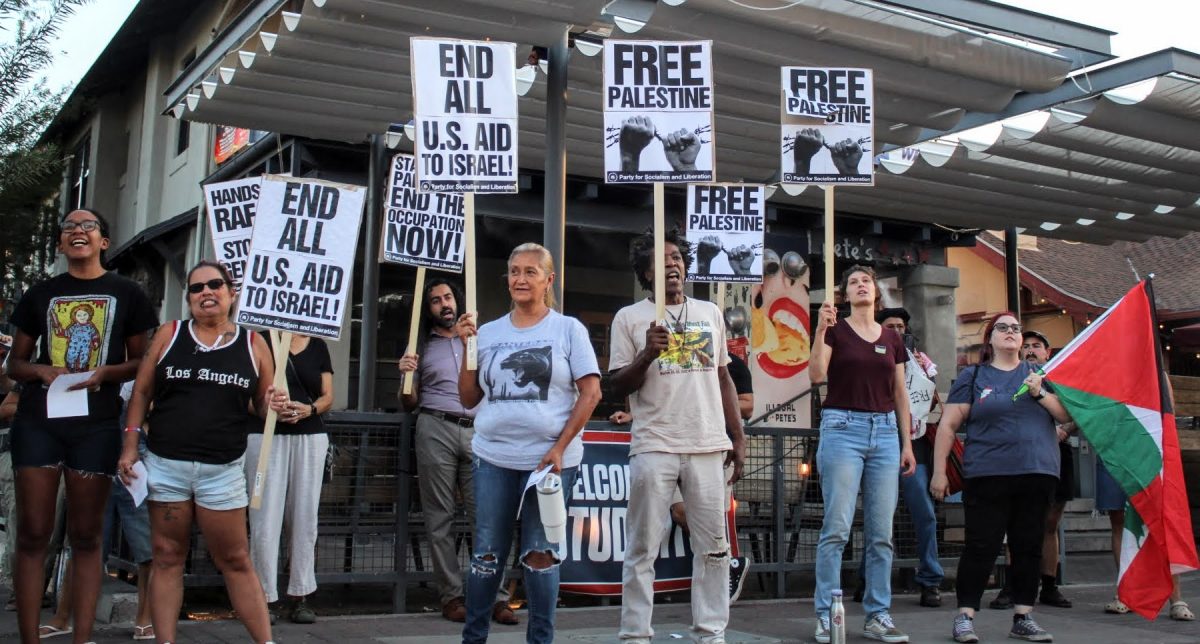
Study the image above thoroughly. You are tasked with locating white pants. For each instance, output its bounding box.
[244,433,328,603]
[620,451,729,644]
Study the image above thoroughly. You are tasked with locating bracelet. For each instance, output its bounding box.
[1031,391,1046,401]
[124,426,143,434]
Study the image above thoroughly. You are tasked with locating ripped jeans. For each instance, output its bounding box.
[463,457,577,644]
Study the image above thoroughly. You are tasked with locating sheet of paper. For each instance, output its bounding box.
[516,465,554,517]
[123,461,149,507]
[46,371,92,418]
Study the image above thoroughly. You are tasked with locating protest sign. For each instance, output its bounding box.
[411,38,518,194]
[560,430,694,595]
[236,176,365,340]
[781,67,874,185]
[603,40,715,184]
[203,177,262,289]
[381,153,465,272]
[686,184,765,283]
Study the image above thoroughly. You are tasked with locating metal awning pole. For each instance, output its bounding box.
[544,30,569,310]
[1005,225,1021,316]
[357,134,385,410]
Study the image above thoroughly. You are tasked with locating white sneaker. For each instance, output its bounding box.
[814,614,831,644]
[863,612,909,643]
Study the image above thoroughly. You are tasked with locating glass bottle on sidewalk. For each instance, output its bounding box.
[830,589,846,644]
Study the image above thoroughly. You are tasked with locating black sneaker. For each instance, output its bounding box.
[920,585,942,607]
[1039,587,1072,608]
[1009,613,1052,641]
[990,588,1014,610]
[290,599,317,624]
[729,556,750,602]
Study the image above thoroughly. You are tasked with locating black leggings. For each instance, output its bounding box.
[955,474,1056,610]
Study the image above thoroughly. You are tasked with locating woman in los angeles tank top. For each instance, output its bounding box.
[119,260,291,644]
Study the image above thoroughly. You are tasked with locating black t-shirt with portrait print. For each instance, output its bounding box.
[10,271,158,427]
[247,333,333,435]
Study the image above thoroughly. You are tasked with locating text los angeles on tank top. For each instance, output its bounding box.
[148,320,259,464]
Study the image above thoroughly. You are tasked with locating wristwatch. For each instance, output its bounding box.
[1031,390,1046,401]
[310,403,319,417]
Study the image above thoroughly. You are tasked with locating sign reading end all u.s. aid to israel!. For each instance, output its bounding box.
[602,40,715,184]
[236,176,365,340]
[410,37,518,194]
[781,67,874,185]
[560,430,695,595]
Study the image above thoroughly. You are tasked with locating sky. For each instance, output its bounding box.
[26,0,1200,94]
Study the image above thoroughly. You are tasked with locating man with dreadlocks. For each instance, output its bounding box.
[609,227,746,644]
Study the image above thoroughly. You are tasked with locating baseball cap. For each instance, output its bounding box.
[1022,329,1051,348]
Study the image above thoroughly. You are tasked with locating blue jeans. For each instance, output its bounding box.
[462,458,577,644]
[899,462,943,588]
[815,408,900,619]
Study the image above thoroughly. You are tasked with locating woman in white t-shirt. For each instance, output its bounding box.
[454,243,601,644]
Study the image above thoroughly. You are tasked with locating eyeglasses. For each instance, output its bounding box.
[993,322,1022,334]
[187,278,228,294]
[61,220,101,233]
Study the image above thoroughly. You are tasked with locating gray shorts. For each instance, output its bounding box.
[145,451,248,511]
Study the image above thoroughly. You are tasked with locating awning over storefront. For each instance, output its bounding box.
[870,49,1200,245]
[161,0,1156,236]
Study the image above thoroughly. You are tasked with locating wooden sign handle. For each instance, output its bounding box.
[464,193,478,370]
[402,266,427,395]
[824,186,835,297]
[251,330,292,510]
[653,182,666,322]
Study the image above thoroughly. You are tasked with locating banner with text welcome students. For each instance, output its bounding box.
[380,153,465,272]
[781,67,874,185]
[560,430,694,595]
[411,38,518,193]
[236,176,365,340]
[203,177,262,290]
[685,184,765,283]
[603,40,714,183]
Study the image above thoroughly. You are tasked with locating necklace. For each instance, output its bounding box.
[193,320,235,352]
[664,298,689,333]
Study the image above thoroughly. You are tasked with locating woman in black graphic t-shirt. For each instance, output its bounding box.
[119,260,289,644]
[6,209,158,644]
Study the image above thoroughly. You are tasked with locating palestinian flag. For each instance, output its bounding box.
[1038,280,1198,619]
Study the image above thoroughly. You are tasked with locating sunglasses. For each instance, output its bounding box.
[187,278,228,294]
[993,322,1023,334]
[61,220,101,233]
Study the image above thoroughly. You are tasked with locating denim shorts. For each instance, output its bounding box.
[1094,460,1127,512]
[10,417,121,475]
[145,451,248,511]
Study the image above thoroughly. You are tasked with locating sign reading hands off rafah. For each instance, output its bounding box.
[602,40,715,183]
[203,177,262,290]
[411,37,519,194]
[686,184,765,283]
[236,176,365,340]
[380,153,465,272]
[781,67,874,185]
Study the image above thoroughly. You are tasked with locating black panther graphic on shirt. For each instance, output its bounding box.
[485,345,552,401]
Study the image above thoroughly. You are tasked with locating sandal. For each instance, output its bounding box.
[1104,597,1130,614]
[1170,600,1195,621]
[133,624,156,640]
[37,624,73,639]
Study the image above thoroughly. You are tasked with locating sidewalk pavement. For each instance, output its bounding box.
[2,574,1196,644]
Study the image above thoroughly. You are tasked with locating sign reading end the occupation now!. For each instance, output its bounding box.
[603,40,714,184]
[411,37,518,194]
[381,153,465,272]
[237,176,365,340]
[686,183,765,283]
[781,67,874,185]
